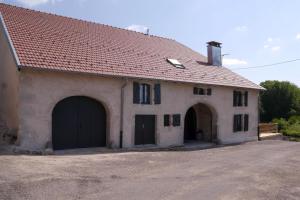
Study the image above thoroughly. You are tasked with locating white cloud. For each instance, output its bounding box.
[296,33,300,40]
[264,37,281,52]
[223,58,248,66]
[17,0,62,7]
[126,24,149,34]
[267,37,273,42]
[234,26,248,32]
[271,46,281,52]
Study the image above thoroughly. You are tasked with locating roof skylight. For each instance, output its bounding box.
[167,58,185,69]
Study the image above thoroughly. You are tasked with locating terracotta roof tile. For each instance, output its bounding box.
[0,3,263,89]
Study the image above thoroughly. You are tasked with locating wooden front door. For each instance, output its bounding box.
[135,115,156,145]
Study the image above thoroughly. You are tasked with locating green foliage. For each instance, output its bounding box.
[272,118,288,131]
[260,81,300,122]
[273,116,300,138]
[288,115,300,125]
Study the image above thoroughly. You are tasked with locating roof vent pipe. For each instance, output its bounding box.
[207,41,222,66]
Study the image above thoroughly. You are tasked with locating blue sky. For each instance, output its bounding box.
[2,0,300,86]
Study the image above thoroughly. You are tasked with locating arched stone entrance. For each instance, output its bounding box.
[184,103,217,143]
[52,96,107,150]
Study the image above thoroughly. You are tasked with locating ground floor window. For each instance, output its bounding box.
[233,114,249,132]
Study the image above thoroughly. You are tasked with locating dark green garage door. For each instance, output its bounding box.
[52,96,106,150]
[135,115,156,145]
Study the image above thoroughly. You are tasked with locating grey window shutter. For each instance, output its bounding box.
[133,82,140,104]
[145,84,151,104]
[233,91,237,106]
[233,115,237,132]
[244,114,249,131]
[154,84,161,104]
[244,91,248,107]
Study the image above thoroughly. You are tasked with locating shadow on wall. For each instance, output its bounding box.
[0,118,17,145]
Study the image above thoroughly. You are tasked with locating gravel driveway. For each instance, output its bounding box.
[0,140,299,200]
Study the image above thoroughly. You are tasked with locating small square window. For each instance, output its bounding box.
[167,58,185,69]
[207,88,212,96]
[173,114,181,126]
[164,115,170,127]
[193,87,199,95]
[199,88,205,95]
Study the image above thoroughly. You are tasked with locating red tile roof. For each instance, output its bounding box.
[0,3,263,90]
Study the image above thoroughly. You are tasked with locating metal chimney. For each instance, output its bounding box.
[207,41,222,66]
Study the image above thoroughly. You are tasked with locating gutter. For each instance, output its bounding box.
[120,78,128,148]
[0,12,21,68]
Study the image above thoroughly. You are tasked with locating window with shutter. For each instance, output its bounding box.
[154,84,161,104]
[207,88,212,96]
[233,91,245,107]
[233,114,243,132]
[164,114,170,126]
[172,114,181,126]
[133,82,140,104]
[199,88,205,95]
[193,87,198,95]
[244,114,249,131]
[237,92,243,106]
[140,84,150,104]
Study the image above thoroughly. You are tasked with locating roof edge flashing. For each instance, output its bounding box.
[0,12,21,67]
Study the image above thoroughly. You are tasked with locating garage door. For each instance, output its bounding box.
[52,96,106,150]
[135,115,156,145]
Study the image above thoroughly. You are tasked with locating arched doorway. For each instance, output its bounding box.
[52,96,106,150]
[184,107,197,140]
[184,103,217,143]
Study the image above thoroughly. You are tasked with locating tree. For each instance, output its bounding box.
[260,81,300,122]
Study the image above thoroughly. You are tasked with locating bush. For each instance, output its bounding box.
[272,116,300,138]
[288,115,300,125]
[272,118,288,131]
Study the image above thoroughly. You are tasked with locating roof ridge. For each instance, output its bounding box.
[0,2,175,41]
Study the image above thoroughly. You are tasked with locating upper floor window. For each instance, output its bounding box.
[193,87,212,96]
[233,91,248,107]
[133,82,161,105]
[139,83,150,104]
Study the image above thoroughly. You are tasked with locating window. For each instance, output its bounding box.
[193,87,198,95]
[167,58,185,69]
[172,114,181,126]
[244,114,249,131]
[233,114,249,132]
[233,114,243,132]
[140,84,150,104]
[199,88,205,95]
[193,87,211,95]
[207,88,212,96]
[164,115,170,127]
[233,91,243,107]
[133,82,150,104]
